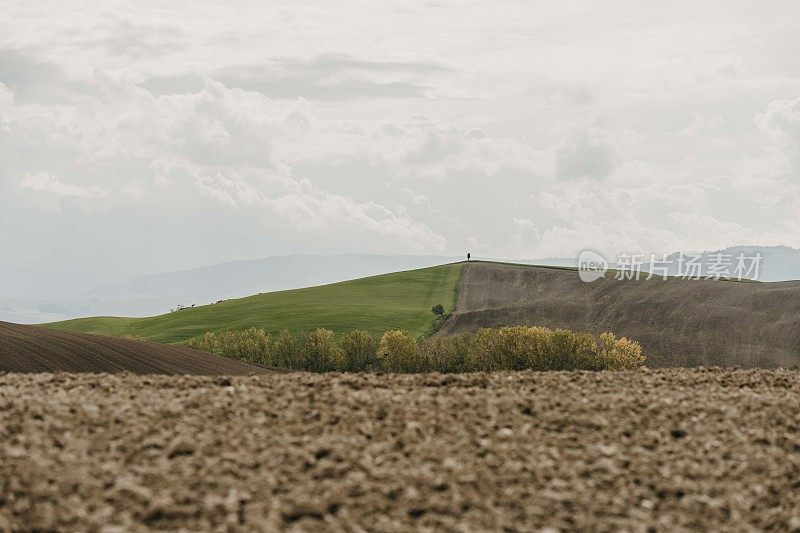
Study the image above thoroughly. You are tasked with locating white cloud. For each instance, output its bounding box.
[189,168,446,251]
[555,129,620,181]
[756,95,800,152]
[288,114,550,183]
[19,172,110,198]
[143,53,459,101]
[3,0,800,288]
[679,112,723,138]
[119,180,148,199]
[269,192,446,251]
[0,82,13,109]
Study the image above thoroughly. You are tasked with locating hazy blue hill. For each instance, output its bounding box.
[3,254,458,323]
[83,254,460,301]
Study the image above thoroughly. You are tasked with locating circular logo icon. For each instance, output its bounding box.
[577,249,608,282]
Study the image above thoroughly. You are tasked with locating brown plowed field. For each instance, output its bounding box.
[0,321,269,375]
[439,262,800,367]
[1,369,798,531]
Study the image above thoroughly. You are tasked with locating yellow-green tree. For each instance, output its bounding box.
[377,330,424,373]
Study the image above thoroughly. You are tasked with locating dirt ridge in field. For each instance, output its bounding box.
[1,369,798,531]
[0,321,269,375]
[439,261,800,367]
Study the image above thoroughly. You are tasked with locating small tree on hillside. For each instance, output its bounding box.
[431,303,445,316]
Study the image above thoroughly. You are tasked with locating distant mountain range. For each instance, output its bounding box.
[1,254,459,323]
[2,246,799,324]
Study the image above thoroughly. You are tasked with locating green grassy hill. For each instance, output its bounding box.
[46,263,462,344]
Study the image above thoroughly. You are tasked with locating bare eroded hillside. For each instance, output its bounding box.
[439,262,800,367]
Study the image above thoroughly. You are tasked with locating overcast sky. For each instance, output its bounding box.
[2,0,800,293]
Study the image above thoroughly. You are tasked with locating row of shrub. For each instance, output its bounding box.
[187,325,645,372]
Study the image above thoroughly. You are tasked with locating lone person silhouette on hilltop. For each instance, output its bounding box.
[467,252,471,261]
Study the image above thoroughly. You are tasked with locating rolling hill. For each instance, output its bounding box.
[9,247,799,325]
[1,254,459,324]
[44,260,800,368]
[0,321,269,374]
[84,253,460,302]
[439,262,800,367]
[47,264,463,343]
